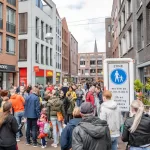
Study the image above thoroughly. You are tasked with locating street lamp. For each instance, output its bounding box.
[45,33,53,40]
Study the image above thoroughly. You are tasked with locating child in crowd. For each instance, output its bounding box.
[37,108,48,149]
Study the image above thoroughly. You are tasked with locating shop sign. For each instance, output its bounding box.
[34,66,39,72]
[104,58,134,112]
[46,70,53,77]
[0,64,15,72]
[56,73,60,76]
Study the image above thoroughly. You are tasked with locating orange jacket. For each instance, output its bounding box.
[9,94,25,113]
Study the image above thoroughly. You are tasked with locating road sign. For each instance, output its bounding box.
[104,58,134,112]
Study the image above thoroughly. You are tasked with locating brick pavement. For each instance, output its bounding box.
[18,137,126,150]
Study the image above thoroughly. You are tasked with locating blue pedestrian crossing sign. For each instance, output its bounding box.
[110,69,127,85]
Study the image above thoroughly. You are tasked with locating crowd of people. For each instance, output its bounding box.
[0,81,149,150]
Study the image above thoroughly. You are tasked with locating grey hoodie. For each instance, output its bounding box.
[100,100,123,137]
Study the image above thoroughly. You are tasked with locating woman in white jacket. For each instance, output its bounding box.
[100,90,123,150]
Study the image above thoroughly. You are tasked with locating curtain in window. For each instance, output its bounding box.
[7,8,15,24]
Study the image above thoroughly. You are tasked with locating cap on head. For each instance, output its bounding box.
[80,102,94,114]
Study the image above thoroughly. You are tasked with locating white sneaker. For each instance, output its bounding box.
[16,138,20,142]
[51,143,58,148]
[41,146,46,149]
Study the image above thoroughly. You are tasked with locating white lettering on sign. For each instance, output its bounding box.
[0,65,8,70]
[108,63,130,112]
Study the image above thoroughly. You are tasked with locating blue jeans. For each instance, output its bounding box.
[51,117,63,144]
[130,147,150,150]
[14,111,24,138]
[26,118,38,144]
[111,137,118,150]
[76,98,82,107]
[41,138,46,146]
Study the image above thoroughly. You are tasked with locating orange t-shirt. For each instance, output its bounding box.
[9,94,25,113]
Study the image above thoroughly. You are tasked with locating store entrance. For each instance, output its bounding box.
[0,72,3,89]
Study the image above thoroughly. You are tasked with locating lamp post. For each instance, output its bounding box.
[45,33,55,84]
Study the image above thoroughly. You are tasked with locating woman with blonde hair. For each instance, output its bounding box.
[122,100,150,150]
[60,107,82,150]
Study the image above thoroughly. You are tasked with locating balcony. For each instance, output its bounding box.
[7,0,16,7]
[36,29,40,38]
[6,22,16,34]
[0,19,3,29]
[97,73,103,76]
[90,73,96,76]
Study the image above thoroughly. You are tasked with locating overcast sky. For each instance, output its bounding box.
[53,0,113,53]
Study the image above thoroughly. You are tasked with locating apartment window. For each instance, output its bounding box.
[90,60,95,65]
[41,45,44,64]
[50,48,52,66]
[127,0,132,17]
[122,8,125,27]
[36,0,43,10]
[41,21,44,40]
[19,40,27,60]
[85,69,89,73]
[36,17,39,38]
[7,0,16,7]
[97,60,102,65]
[6,36,15,54]
[108,42,111,48]
[0,3,2,29]
[127,26,133,49]
[137,15,144,50]
[46,47,48,65]
[122,35,127,55]
[80,61,85,65]
[137,0,142,9]
[119,41,122,57]
[90,69,96,73]
[108,25,111,32]
[0,34,2,52]
[56,52,58,68]
[35,43,39,63]
[6,7,16,34]
[19,13,27,34]
[147,3,150,44]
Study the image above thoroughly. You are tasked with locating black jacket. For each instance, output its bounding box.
[122,114,150,147]
[61,118,82,150]
[72,116,111,150]
[0,114,18,147]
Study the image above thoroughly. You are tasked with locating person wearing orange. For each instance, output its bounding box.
[9,88,25,142]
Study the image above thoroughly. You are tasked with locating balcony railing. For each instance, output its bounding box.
[0,19,3,29]
[6,22,16,34]
[7,0,16,7]
[90,73,96,76]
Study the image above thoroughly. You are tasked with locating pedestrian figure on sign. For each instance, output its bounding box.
[115,71,120,82]
[120,76,123,82]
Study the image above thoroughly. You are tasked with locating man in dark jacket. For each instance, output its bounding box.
[72,102,111,150]
[24,87,40,147]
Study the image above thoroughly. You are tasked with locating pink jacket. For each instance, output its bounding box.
[37,120,45,133]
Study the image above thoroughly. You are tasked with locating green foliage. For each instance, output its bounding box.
[142,98,150,106]
[145,77,150,91]
[134,79,144,92]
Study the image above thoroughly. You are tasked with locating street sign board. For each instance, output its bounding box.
[104,58,134,112]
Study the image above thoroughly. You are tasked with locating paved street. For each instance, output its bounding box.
[18,137,126,150]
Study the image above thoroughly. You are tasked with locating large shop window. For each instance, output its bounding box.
[6,7,16,34]
[19,40,27,60]
[6,36,15,54]
[0,3,2,29]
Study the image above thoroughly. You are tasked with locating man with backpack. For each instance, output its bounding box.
[72,102,111,150]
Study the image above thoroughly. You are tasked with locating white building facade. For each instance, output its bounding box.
[55,10,62,84]
[18,0,57,86]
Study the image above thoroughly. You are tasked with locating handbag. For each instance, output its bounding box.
[57,112,63,121]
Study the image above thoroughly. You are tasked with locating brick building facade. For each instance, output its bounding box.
[0,0,18,89]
